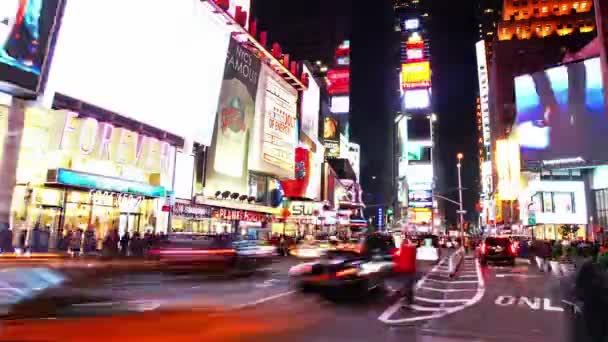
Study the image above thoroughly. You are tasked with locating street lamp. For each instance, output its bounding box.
[457,153,465,245]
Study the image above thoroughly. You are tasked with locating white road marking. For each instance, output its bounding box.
[419,285,477,292]
[496,274,541,279]
[424,278,477,285]
[406,304,444,312]
[414,296,469,304]
[494,295,564,312]
[379,255,486,325]
[230,290,296,310]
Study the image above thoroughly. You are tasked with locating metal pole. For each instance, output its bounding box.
[457,162,464,244]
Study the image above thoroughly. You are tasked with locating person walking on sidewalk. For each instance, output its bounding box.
[70,228,82,257]
[120,231,131,257]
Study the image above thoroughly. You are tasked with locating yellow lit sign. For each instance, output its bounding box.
[401,61,431,89]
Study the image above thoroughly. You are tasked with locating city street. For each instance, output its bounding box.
[0,252,579,341]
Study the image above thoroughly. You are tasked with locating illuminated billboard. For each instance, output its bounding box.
[281,148,320,200]
[300,64,320,140]
[330,95,350,113]
[403,88,431,109]
[46,1,232,147]
[326,68,350,95]
[514,57,608,166]
[405,19,420,30]
[249,64,298,179]
[475,41,491,148]
[496,139,521,201]
[408,188,433,208]
[401,61,431,89]
[407,49,424,60]
[0,0,63,93]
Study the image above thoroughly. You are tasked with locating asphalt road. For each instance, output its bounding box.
[0,252,584,342]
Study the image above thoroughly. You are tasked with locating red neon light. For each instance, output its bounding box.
[326,68,350,95]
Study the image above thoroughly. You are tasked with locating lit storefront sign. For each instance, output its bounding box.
[50,168,166,198]
[401,61,431,89]
[496,139,521,201]
[173,202,213,219]
[287,201,323,218]
[409,208,432,224]
[475,40,491,149]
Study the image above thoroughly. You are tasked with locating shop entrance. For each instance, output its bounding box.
[119,212,142,237]
[39,205,63,250]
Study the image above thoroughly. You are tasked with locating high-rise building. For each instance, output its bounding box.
[479,0,597,228]
[477,0,503,61]
[393,0,437,232]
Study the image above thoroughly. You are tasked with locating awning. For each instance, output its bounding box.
[46,168,166,198]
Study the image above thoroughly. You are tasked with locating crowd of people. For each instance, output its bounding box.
[0,223,168,258]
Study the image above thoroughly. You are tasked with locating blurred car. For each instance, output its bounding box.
[148,234,276,273]
[479,236,517,266]
[289,240,332,259]
[288,249,393,295]
[415,234,441,262]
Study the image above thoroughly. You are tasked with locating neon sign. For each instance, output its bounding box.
[401,61,431,89]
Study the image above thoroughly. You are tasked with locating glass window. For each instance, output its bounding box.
[542,192,554,213]
[553,192,574,213]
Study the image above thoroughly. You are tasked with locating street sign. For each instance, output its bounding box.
[528,213,536,226]
[456,210,467,215]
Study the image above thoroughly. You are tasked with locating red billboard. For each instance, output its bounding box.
[281,148,313,199]
[326,68,350,95]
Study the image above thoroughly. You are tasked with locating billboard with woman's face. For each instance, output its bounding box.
[0,0,62,93]
[514,57,608,167]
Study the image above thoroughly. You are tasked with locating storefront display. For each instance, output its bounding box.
[9,107,177,248]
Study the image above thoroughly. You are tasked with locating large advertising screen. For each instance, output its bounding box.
[401,61,431,89]
[46,0,231,146]
[404,88,431,110]
[514,57,608,165]
[326,68,350,95]
[0,0,62,93]
[249,64,298,179]
[205,37,261,195]
[300,64,320,140]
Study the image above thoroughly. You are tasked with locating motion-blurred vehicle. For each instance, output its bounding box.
[289,240,332,259]
[288,249,393,295]
[479,236,517,266]
[148,234,276,273]
[415,234,441,262]
[289,233,397,295]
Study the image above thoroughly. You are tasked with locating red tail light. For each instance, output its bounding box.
[392,248,401,257]
[509,243,517,255]
[480,242,487,255]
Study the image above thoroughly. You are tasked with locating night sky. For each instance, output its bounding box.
[254,0,480,224]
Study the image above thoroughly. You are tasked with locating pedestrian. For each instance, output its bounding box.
[575,260,608,342]
[70,228,82,257]
[120,231,130,257]
[130,232,143,257]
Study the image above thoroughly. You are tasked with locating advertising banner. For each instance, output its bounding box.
[248,64,298,178]
[514,57,608,166]
[594,0,608,106]
[280,146,321,200]
[214,38,261,178]
[326,68,350,95]
[496,139,521,201]
[300,64,320,140]
[0,0,62,93]
[323,115,340,159]
[475,40,491,148]
[408,188,433,208]
[401,61,431,89]
[46,1,231,147]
